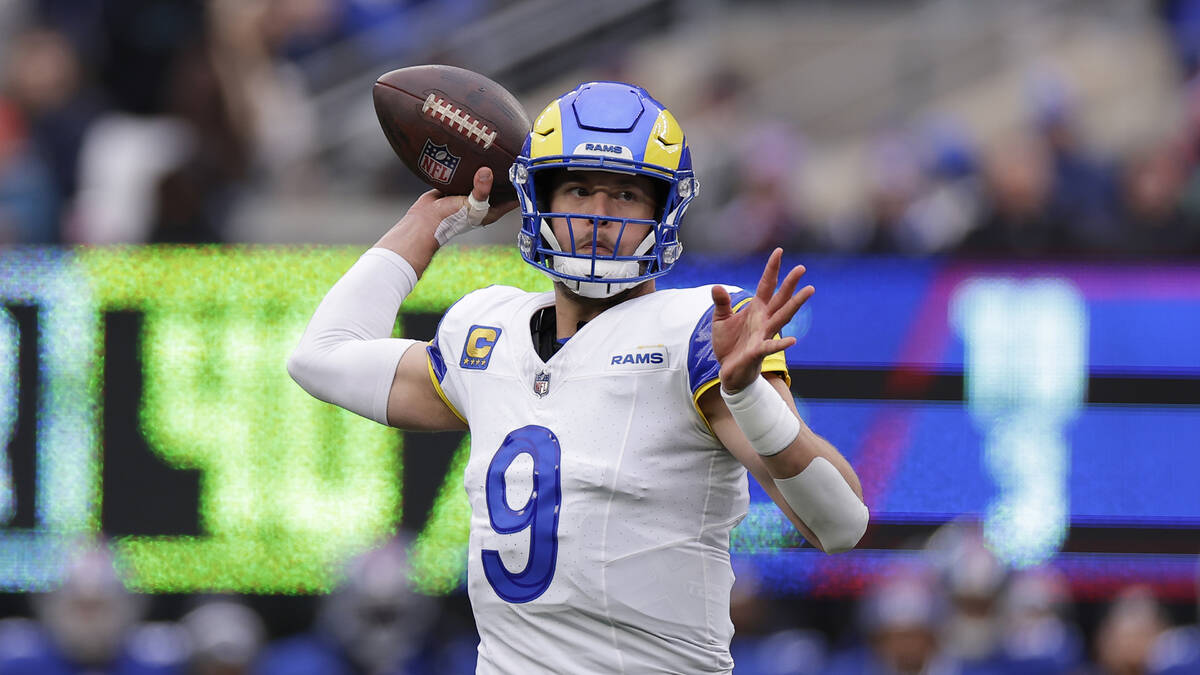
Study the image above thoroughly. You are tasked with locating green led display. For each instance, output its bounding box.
[76,245,549,593]
[409,434,473,595]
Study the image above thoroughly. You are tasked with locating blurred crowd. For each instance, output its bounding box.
[684,52,1200,259]
[1,525,1198,675]
[0,538,477,675]
[2,0,1200,256]
[0,0,311,244]
[0,0,459,245]
[730,522,1200,675]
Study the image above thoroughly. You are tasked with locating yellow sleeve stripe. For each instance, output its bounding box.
[762,350,791,386]
[692,378,722,436]
[694,295,792,432]
[426,347,467,425]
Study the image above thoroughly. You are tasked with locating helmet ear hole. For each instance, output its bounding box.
[533,169,566,212]
[650,180,669,220]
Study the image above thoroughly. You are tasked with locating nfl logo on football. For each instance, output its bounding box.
[419,139,460,184]
[533,371,550,398]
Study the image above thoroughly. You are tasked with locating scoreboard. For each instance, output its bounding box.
[1,247,1197,598]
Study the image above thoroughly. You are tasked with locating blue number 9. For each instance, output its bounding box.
[482,425,561,603]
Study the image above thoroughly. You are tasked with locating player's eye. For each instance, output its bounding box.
[616,190,636,202]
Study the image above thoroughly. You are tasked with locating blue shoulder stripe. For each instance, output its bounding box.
[427,341,447,383]
[425,290,479,383]
[687,289,753,394]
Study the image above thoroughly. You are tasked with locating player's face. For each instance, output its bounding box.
[548,171,657,257]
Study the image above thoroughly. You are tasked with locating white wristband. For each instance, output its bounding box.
[774,457,869,553]
[287,248,420,425]
[434,193,490,245]
[720,376,800,457]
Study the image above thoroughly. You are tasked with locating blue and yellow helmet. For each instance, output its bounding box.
[510,82,699,298]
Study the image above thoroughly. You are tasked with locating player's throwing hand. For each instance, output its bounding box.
[375,167,516,274]
[711,248,813,393]
[405,167,514,233]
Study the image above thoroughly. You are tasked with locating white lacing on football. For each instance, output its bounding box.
[422,94,498,148]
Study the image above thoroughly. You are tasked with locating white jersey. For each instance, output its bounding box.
[427,285,787,674]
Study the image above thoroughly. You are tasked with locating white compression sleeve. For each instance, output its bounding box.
[720,376,801,456]
[287,248,420,425]
[721,376,868,553]
[775,457,870,554]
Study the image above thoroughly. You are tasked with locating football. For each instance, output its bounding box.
[373,64,530,202]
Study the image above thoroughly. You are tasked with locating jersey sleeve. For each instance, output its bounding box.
[686,288,791,422]
[425,296,474,425]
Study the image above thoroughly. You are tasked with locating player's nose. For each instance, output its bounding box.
[584,193,618,226]
[583,191,617,216]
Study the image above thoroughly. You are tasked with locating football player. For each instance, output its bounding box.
[289,81,869,673]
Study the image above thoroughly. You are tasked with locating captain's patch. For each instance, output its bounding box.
[461,325,502,370]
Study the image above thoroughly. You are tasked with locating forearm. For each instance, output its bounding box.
[725,375,861,489]
[374,190,490,276]
[374,218,439,277]
[762,419,863,499]
[717,374,869,553]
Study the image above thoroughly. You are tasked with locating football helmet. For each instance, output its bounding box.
[511,82,699,298]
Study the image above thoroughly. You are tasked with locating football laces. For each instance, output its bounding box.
[422,93,498,149]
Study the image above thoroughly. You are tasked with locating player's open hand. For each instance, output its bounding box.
[711,248,813,393]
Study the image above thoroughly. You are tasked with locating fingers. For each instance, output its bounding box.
[760,336,797,356]
[712,284,734,321]
[414,188,444,206]
[734,336,798,373]
[767,264,807,314]
[471,167,494,204]
[766,285,814,335]
[755,248,783,302]
[482,199,518,225]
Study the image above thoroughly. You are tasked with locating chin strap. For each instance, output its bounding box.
[537,219,657,298]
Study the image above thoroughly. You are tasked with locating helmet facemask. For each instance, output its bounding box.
[518,167,680,298]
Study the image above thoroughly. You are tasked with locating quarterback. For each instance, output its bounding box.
[289,82,868,673]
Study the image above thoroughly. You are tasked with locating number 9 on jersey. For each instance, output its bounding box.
[482,425,562,603]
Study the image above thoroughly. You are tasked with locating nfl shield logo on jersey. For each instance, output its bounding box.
[418,139,460,184]
[533,370,550,398]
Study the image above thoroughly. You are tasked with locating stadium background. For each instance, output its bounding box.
[1,0,1198,672]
